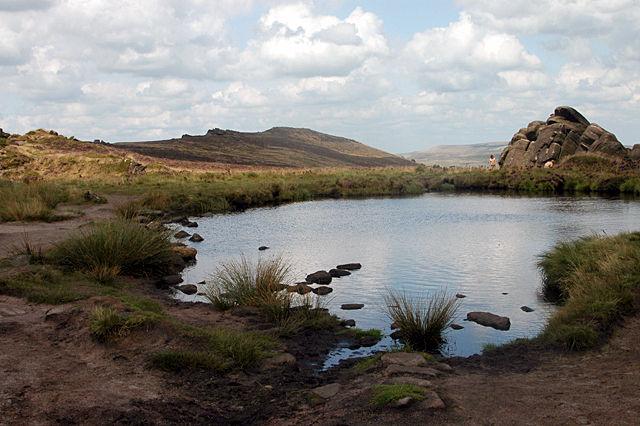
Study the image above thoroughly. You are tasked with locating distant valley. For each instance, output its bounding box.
[403,142,507,167]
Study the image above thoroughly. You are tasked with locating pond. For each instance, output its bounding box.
[175,193,640,366]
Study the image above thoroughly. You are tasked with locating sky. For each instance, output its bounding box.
[1,0,639,153]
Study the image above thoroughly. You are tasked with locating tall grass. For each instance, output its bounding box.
[538,232,640,350]
[384,290,459,352]
[0,181,71,222]
[48,219,174,277]
[90,305,161,341]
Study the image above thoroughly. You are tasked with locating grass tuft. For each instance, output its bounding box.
[89,305,161,341]
[370,384,426,407]
[48,219,174,277]
[384,290,459,352]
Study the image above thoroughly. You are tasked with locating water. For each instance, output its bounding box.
[174,193,640,364]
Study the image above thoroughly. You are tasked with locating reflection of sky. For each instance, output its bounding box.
[176,194,640,360]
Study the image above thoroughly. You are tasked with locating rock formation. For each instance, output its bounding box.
[499,106,629,168]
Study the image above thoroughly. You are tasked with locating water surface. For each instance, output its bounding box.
[175,193,640,364]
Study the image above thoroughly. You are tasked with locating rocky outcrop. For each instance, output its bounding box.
[500,106,629,168]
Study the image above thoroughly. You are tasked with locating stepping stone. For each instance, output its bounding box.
[520,306,535,312]
[329,268,351,277]
[341,303,364,310]
[384,364,439,378]
[189,233,204,242]
[177,284,198,295]
[336,263,361,270]
[455,293,466,298]
[258,246,269,251]
[384,376,433,388]
[450,323,464,330]
[305,271,332,285]
[311,383,341,399]
[381,352,426,367]
[466,311,511,331]
[312,286,333,295]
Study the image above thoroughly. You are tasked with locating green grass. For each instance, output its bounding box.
[384,290,459,352]
[370,384,427,407]
[537,232,640,350]
[89,305,162,341]
[0,267,94,304]
[48,219,174,277]
[353,354,382,373]
[152,326,277,372]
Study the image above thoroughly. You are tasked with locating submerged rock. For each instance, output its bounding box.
[466,311,511,331]
[177,284,198,295]
[336,263,362,270]
[455,293,466,298]
[189,233,204,242]
[521,306,535,312]
[450,323,464,330]
[341,319,356,327]
[329,268,351,278]
[312,286,333,295]
[341,303,364,310]
[258,246,269,251]
[305,271,332,285]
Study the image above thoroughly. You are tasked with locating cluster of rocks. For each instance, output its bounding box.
[499,106,637,168]
[284,263,362,301]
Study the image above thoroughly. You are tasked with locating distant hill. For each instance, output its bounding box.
[403,142,507,167]
[118,127,412,168]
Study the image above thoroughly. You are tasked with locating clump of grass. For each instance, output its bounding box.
[0,267,90,304]
[353,354,382,373]
[370,384,426,407]
[348,328,383,340]
[0,181,71,222]
[89,305,161,341]
[153,326,276,372]
[384,290,459,352]
[538,232,640,350]
[48,219,174,277]
[115,200,143,220]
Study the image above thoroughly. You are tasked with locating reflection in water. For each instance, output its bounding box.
[175,193,640,364]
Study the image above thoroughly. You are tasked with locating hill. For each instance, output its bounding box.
[403,142,506,167]
[117,127,412,168]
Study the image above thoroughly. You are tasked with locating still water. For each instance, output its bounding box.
[176,193,640,364]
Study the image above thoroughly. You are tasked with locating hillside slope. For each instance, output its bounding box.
[404,142,506,167]
[118,127,412,168]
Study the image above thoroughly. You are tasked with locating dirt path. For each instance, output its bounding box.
[0,194,139,257]
[274,316,640,425]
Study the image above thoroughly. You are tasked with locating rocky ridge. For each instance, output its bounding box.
[499,106,635,168]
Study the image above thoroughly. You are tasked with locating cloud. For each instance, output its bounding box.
[403,13,541,91]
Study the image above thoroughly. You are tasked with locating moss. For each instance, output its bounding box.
[370,384,426,407]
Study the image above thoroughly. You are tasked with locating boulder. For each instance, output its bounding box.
[336,263,362,270]
[329,268,351,278]
[189,233,204,242]
[312,286,333,295]
[466,311,511,331]
[177,284,198,295]
[500,106,629,168]
[174,230,190,239]
[305,271,332,285]
[311,383,341,399]
[341,303,364,310]
[381,352,426,367]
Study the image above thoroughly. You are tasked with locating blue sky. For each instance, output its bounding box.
[1,0,638,153]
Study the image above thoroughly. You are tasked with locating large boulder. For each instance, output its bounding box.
[500,106,629,168]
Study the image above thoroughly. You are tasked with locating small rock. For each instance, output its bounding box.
[391,396,415,408]
[160,275,183,287]
[341,303,364,310]
[311,383,341,399]
[185,221,198,228]
[189,233,204,242]
[172,245,197,261]
[381,352,426,367]
[305,271,332,285]
[420,390,446,410]
[455,293,466,298]
[312,286,333,295]
[385,376,433,388]
[502,292,508,295]
[341,319,356,327]
[466,311,511,331]
[174,230,190,239]
[450,323,464,330]
[384,364,439,378]
[177,284,198,295]
[263,353,296,368]
[520,306,535,312]
[258,246,269,251]
[336,263,361,270]
[329,268,351,278]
